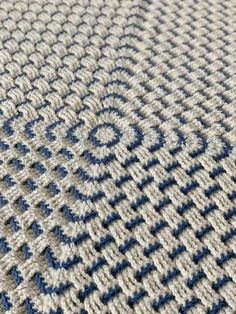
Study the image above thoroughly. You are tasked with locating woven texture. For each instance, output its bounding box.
[0,0,236,313]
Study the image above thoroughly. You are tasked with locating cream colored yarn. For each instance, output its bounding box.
[0,0,236,313]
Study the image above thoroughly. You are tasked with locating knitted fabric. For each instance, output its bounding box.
[0,0,236,313]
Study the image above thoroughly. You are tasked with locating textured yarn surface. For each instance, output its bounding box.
[0,0,236,313]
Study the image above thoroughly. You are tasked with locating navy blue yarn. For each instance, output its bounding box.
[180,180,199,195]
[161,268,181,285]
[216,250,236,267]
[169,130,185,155]
[125,216,145,230]
[177,200,194,215]
[24,179,37,192]
[143,158,159,170]
[60,205,97,223]
[44,247,82,270]
[32,162,46,175]
[66,121,84,144]
[224,207,236,220]
[154,197,171,212]
[128,289,148,308]
[187,270,206,289]
[193,247,210,264]
[209,166,225,179]
[38,146,52,159]
[143,242,162,257]
[54,226,90,245]
[172,220,190,238]
[95,234,114,252]
[34,272,73,295]
[189,132,208,158]
[195,225,214,239]
[148,128,165,152]
[165,161,180,172]
[207,299,228,314]
[11,266,23,286]
[169,245,187,260]
[213,137,232,161]
[111,260,131,277]
[119,238,138,254]
[0,292,12,312]
[16,196,29,212]
[86,257,107,276]
[212,275,232,291]
[46,121,63,142]
[179,297,201,314]
[121,155,139,168]
[76,167,111,183]
[109,193,127,207]
[56,165,68,178]
[135,263,157,282]
[59,148,74,160]
[102,212,121,228]
[78,282,97,302]
[201,202,218,217]
[38,201,52,216]
[221,228,236,243]
[48,182,60,195]
[69,185,105,202]
[31,222,42,237]
[8,217,20,232]
[137,176,154,191]
[153,293,175,311]
[204,184,221,198]
[24,298,63,314]
[0,140,9,151]
[21,243,32,260]
[228,190,236,201]
[0,195,8,208]
[115,174,132,187]
[159,177,176,192]
[100,286,122,304]
[131,195,149,210]
[3,175,15,187]
[150,219,168,236]
[186,163,203,176]
[83,150,115,165]
[15,142,30,154]
[127,125,143,151]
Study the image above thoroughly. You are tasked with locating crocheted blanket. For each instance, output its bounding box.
[0,0,235,313]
